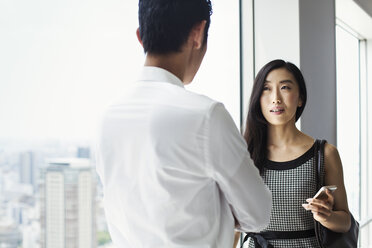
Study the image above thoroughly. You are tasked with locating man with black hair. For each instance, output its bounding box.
[96,0,272,247]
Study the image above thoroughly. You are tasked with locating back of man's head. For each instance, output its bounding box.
[138,0,212,55]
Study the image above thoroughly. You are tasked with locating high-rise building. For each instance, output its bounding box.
[40,158,96,248]
[77,147,90,159]
[19,152,35,187]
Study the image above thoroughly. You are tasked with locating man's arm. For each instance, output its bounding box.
[206,103,272,232]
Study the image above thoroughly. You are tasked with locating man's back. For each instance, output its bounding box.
[97,67,271,247]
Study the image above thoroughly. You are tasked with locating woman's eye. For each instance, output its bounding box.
[281,85,291,90]
[263,86,269,91]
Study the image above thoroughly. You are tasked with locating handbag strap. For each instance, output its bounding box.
[313,139,327,248]
[315,139,326,188]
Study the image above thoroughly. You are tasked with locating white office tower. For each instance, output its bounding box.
[40,158,96,248]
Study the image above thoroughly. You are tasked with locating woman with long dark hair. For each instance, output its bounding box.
[242,59,351,247]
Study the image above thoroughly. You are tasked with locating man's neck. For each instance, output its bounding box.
[144,53,188,84]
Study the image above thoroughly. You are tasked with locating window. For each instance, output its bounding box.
[336,24,361,219]
[187,0,241,127]
[336,23,371,246]
[0,1,241,247]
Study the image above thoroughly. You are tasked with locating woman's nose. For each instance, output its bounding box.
[271,89,282,104]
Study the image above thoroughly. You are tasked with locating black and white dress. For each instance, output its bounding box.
[247,140,324,248]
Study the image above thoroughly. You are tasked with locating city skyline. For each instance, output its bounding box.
[0,142,112,247]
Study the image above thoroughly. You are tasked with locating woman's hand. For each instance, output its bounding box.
[302,189,335,223]
[301,143,350,233]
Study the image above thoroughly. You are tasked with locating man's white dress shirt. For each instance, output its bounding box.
[96,66,271,248]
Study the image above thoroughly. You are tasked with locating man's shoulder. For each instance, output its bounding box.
[105,82,226,118]
[182,89,220,110]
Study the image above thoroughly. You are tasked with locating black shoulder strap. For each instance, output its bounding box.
[315,139,326,188]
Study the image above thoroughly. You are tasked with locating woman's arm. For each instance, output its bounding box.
[233,232,240,248]
[302,143,351,233]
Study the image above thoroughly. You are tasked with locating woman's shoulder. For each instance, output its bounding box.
[323,141,343,171]
[300,134,341,168]
[322,141,339,158]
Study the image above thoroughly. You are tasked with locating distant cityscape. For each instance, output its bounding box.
[0,140,113,248]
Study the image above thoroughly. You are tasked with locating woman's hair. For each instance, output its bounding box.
[243,59,307,172]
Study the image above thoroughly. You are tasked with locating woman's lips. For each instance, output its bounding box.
[270,107,284,115]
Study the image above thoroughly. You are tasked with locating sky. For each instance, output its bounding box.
[0,0,240,142]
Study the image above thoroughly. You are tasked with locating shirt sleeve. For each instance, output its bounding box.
[206,103,272,232]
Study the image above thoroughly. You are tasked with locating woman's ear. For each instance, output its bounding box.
[298,98,303,107]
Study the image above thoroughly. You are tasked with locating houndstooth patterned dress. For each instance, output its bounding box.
[248,141,324,248]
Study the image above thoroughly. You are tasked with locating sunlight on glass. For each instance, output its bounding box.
[187,1,240,127]
[336,25,360,219]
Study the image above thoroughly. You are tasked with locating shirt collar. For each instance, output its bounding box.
[137,66,185,88]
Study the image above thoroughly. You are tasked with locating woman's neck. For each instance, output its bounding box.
[267,122,302,148]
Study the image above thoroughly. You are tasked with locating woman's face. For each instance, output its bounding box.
[260,68,302,126]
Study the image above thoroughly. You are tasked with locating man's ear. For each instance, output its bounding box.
[136,28,143,47]
[190,20,207,49]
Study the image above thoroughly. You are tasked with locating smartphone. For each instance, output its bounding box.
[313,185,337,200]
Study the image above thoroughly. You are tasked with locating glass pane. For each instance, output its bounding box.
[335,25,360,219]
[360,224,370,247]
[187,0,241,127]
[359,40,369,246]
